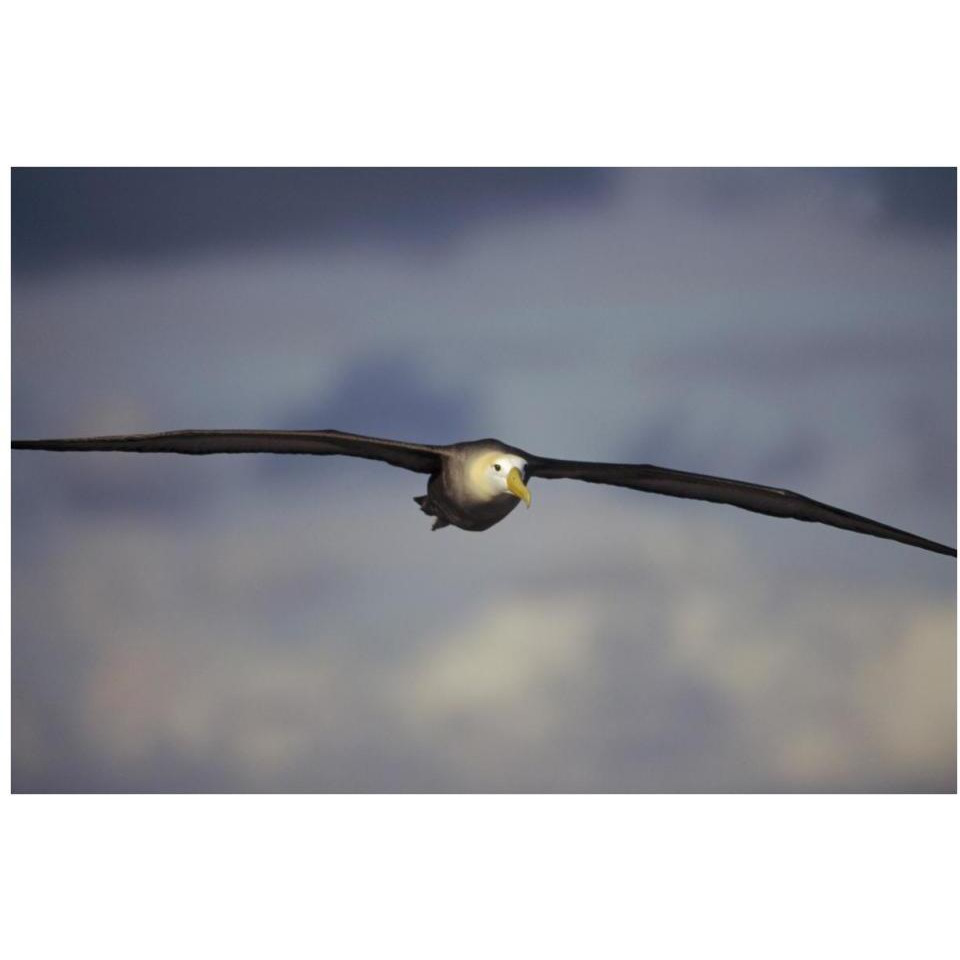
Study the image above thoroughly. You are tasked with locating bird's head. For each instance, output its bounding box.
[469,451,531,506]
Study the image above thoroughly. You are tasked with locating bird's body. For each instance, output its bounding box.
[11,428,957,557]
[415,441,529,530]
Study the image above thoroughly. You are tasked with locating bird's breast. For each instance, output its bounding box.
[429,469,520,531]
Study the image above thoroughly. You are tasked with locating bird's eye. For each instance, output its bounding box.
[494,464,501,472]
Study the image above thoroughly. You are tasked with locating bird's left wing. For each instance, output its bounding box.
[525,456,956,557]
[12,429,443,474]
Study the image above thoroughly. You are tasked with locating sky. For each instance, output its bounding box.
[10,167,957,792]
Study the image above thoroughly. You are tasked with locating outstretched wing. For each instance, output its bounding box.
[12,429,443,474]
[526,456,956,557]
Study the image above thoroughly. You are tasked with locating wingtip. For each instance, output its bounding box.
[921,540,956,558]
[918,537,957,558]
[12,439,61,450]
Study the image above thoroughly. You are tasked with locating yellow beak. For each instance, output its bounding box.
[506,467,532,507]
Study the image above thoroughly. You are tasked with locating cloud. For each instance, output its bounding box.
[11,168,955,792]
[404,596,593,729]
[854,168,957,234]
[12,168,612,274]
[279,353,478,442]
[647,167,957,235]
[12,490,956,793]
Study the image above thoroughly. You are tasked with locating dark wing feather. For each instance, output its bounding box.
[12,429,443,474]
[526,457,956,558]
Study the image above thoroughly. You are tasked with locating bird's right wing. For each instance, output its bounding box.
[526,456,957,557]
[12,429,444,474]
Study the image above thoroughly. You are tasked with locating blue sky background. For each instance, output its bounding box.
[11,168,956,792]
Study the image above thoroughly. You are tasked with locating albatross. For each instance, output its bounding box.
[11,428,956,557]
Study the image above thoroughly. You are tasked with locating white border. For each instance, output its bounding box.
[3,2,958,957]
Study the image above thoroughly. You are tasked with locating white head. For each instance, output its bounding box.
[468,452,531,505]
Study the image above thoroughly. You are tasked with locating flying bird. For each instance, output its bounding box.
[11,428,956,557]
[12,430,957,557]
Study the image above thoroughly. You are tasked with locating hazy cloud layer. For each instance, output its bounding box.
[11,168,956,792]
[12,168,611,272]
